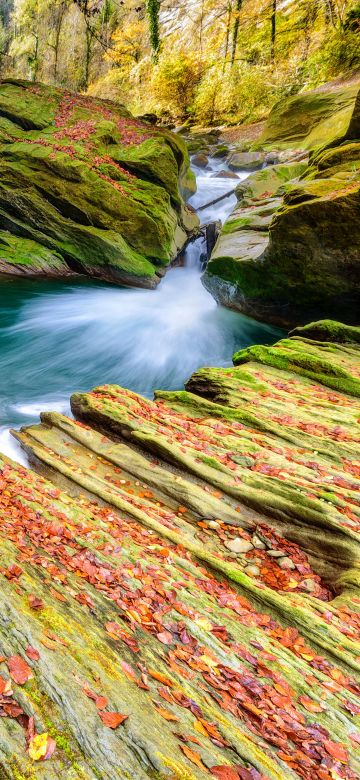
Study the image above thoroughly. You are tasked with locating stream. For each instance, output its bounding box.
[0,155,283,464]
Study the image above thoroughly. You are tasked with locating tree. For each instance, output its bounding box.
[270,0,276,61]
[146,0,160,60]
[231,0,242,66]
[47,0,69,79]
[9,0,41,80]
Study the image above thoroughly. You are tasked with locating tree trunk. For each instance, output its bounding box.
[83,24,93,91]
[222,2,232,73]
[270,0,276,61]
[53,2,67,80]
[32,33,39,81]
[230,0,242,67]
[146,0,161,62]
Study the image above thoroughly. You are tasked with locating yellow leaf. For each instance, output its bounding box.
[195,618,212,631]
[29,733,49,761]
[194,719,208,737]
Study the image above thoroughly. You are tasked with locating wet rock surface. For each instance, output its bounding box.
[0,321,358,778]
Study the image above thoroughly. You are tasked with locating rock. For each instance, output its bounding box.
[186,139,211,153]
[203,91,360,326]
[192,153,209,168]
[259,80,359,150]
[278,556,296,570]
[212,170,239,179]
[267,549,285,558]
[252,535,266,549]
[212,144,230,158]
[265,151,279,165]
[3,323,359,778]
[228,151,265,170]
[136,112,158,125]
[289,320,360,345]
[244,565,261,577]
[235,161,308,204]
[224,537,254,554]
[173,124,190,134]
[0,79,197,287]
[208,520,220,529]
[301,578,317,593]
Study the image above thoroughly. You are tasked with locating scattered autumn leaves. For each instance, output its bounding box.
[0,350,359,779]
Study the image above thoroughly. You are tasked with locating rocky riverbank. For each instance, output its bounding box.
[202,80,360,326]
[0,80,197,288]
[0,319,358,778]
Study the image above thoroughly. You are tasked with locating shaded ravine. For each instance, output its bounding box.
[0,155,283,463]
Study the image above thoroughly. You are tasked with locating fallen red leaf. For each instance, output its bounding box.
[210,766,239,779]
[323,739,348,763]
[25,647,40,661]
[157,630,173,645]
[28,594,44,610]
[99,711,128,729]
[8,655,33,685]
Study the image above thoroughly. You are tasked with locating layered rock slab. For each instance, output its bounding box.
[1,320,358,779]
[0,80,197,287]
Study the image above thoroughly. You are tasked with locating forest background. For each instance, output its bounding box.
[0,0,359,125]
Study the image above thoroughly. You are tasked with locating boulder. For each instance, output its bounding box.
[228,151,265,170]
[212,170,239,179]
[235,161,308,203]
[191,152,209,168]
[212,143,230,158]
[0,79,198,287]
[259,79,359,150]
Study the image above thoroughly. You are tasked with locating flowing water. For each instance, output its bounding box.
[0,155,283,464]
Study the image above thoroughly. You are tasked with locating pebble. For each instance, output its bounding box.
[208,520,220,529]
[225,537,254,554]
[244,565,260,577]
[267,550,284,558]
[279,556,296,570]
[252,535,266,550]
[301,578,317,592]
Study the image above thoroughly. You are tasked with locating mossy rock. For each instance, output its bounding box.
[0,321,360,777]
[260,82,359,151]
[235,161,308,203]
[203,90,360,327]
[0,80,197,287]
[289,319,360,344]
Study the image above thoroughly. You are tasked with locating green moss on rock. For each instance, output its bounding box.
[0,79,197,287]
[260,82,359,151]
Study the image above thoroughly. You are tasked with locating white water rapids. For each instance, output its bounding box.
[0,155,282,464]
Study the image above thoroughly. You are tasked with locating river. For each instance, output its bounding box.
[0,155,283,464]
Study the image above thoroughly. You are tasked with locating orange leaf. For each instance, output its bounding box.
[298,695,324,713]
[99,711,128,729]
[147,669,174,687]
[154,705,179,722]
[156,630,173,645]
[180,745,207,771]
[324,740,348,763]
[210,768,240,780]
[95,696,108,710]
[8,655,33,685]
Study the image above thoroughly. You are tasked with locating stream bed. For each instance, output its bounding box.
[0,156,283,463]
